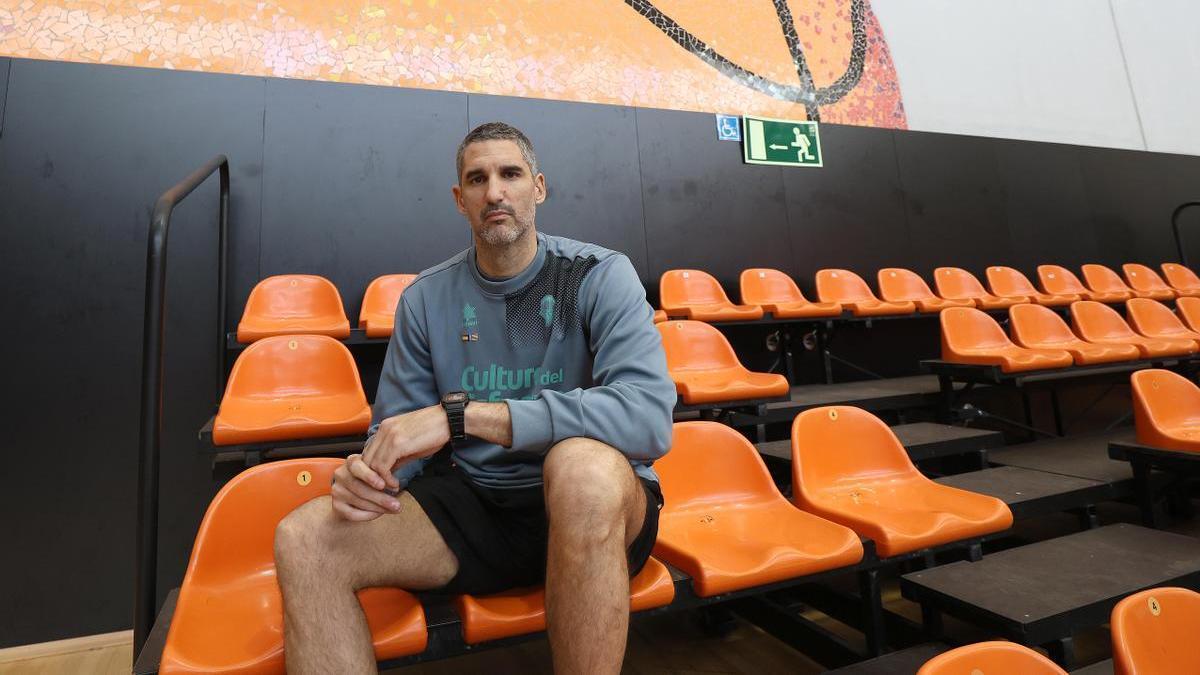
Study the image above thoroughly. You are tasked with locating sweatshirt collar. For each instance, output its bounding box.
[468,231,547,296]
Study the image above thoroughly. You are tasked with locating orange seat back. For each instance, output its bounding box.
[656,421,782,512]
[1070,300,1138,341]
[941,307,1015,352]
[1081,264,1135,294]
[815,269,878,303]
[1009,303,1079,346]
[224,335,366,401]
[1162,263,1200,291]
[1123,264,1173,293]
[656,320,742,372]
[1111,587,1200,675]
[1037,265,1090,296]
[187,459,339,586]
[1127,298,1190,337]
[933,267,989,300]
[359,274,417,327]
[1131,369,1200,445]
[1178,297,1200,331]
[986,266,1038,297]
[917,641,1067,675]
[740,268,808,305]
[791,406,919,504]
[660,269,732,308]
[238,274,348,336]
[878,268,936,301]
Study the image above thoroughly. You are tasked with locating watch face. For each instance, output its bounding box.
[443,391,468,405]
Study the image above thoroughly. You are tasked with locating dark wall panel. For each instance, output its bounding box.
[1079,146,1200,267]
[637,108,792,301]
[259,79,468,323]
[467,95,649,280]
[782,123,911,295]
[0,57,10,136]
[894,131,1014,276]
[994,141,1099,270]
[0,60,265,647]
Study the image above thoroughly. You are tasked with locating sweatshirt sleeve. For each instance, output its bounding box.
[505,254,675,460]
[369,290,441,486]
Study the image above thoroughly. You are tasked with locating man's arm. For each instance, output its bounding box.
[504,254,676,460]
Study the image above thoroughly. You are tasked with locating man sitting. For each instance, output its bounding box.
[273,122,675,674]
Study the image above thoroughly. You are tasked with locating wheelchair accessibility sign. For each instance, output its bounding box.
[715,114,741,142]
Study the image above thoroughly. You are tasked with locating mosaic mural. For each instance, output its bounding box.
[0,0,906,127]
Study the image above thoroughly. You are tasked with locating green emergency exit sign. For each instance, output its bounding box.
[743,115,822,168]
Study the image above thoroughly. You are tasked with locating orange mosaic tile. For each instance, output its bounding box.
[0,0,906,128]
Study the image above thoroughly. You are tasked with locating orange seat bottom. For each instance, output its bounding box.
[213,396,372,445]
[161,578,426,674]
[761,301,843,319]
[973,295,1026,310]
[653,501,863,597]
[914,297,974,313]
[1090,336,1196,359]
[1029,293,1079,307]
[455,557,675,645]
[845,300,915,317]
[801,480,1013,558]
[675,304,764,321]
[674,370,790,405]
[1136,426,1200,454]
[1134,290,1177,301]
[360,314,395,338]
[1046,340,1140,366]
[1084,291,1131,303]
[236,319,351,343]
[943,346,1073,373]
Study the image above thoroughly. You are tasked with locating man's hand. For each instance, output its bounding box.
[361,404,450,491]
[330,454,405,522]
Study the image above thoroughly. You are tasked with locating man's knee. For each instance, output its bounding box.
[275,496,339,580]
[544,438,637,536]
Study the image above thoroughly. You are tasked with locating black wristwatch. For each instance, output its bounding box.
[441,391,469,443]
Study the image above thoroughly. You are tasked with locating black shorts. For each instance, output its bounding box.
[406,463,662,596]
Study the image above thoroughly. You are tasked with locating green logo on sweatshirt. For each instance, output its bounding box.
[539,295,555,328]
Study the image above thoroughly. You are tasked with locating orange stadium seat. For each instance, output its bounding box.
[986,266,1078,307]
[212,335,372,445]
[877,268,974,312]
[1131,369,1200,454]
[815,268,915,317]
[651,422,863,597]
[1126,298,1200,343]
[933,267,1027,310]
[1123,263,1182,300]
[940,307,1073,373]
[236,274,351,343]
[1070,301,1196,359]
[916,641,1067,675]
[657,321,789,405]
[455,558,674,645]
[1111,587,1200,675]
[1009,303,1139,366]
[1081,264,1159,301]
[358,274,417,338]
[1037,264,1129,303]
[1177,297,1200,332]
[791,406,1012,558]
[739,268,842,318]
[1161,263,1200,296]
[160,459,427,674]
[659,269,763,321]
[652,309,667,324]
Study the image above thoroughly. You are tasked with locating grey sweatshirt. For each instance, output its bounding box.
[369,232,676,489]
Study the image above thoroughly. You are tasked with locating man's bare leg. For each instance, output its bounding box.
[543,438,648,674]
[274,493,458,675]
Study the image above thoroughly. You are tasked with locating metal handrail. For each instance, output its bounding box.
[135,155,229,655]
[1171,201,1200,267]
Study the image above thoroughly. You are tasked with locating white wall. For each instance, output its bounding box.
[871,0,1200,155]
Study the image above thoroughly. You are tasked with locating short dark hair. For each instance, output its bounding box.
[456,122,539,181]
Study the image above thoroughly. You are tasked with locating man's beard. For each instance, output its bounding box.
[478,206,530,246]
